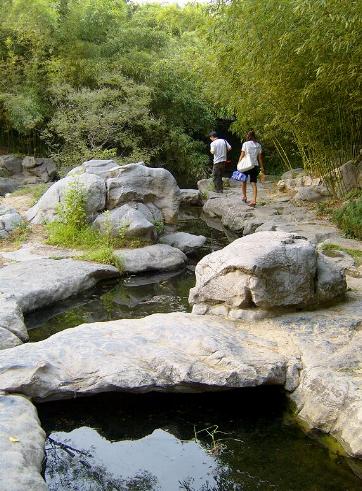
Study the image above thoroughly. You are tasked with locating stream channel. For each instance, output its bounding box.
[26,207,361,490]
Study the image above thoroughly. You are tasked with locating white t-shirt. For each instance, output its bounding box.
[242,140,262,166]
[210,138,231,164]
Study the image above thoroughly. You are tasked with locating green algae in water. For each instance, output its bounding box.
[26,269,196,342]
[38,389,362,491]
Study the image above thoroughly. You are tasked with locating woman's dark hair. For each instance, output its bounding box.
[246,130,257,141]
[209,131,218,138]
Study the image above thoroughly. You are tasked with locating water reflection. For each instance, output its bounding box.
[38,390,362,491]
[27,269,195,342]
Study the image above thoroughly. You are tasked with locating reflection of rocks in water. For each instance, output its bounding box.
[38,391,362,491]
[27,270,195,342]
[45,428,218,491]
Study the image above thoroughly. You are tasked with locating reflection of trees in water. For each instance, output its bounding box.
[44,437,158,491]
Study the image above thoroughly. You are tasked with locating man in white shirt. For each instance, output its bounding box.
[209,131,232,193]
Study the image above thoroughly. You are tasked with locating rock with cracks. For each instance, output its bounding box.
[189,231,346,320]
[0,313,288,401]
[0,393,47,491]
[106,163,180,223]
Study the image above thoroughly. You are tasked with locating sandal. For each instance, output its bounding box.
[241,197,248,203]
[248,202,256,208]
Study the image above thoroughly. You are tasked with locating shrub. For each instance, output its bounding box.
[333,196,362,240]
[46,181,149,268]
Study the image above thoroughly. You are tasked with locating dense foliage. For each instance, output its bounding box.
[202,0,362,181]
[0,0,361,185]
[0,0,215,180]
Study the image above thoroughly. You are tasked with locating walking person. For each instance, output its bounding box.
[238,130,265,207]
[209,131,232,193]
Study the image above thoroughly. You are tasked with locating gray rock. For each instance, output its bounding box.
[316,253,347,303]
[0,154,23,175]
[293,186,326,202]
[93,202,162,240]
[0,206,22,238]
[68,159,121,178]
[0,394,47,490]
[106,163,180,224]
[189,231,346,319]
[339,160,359,192]
[0,328,23,349]
[180,189,202,206]
[0,177,19,195]
[22,156,57,182]
[0,292,27,342]
[0,258,120,313]
[114,244,187,274]
[0,312,288,401]
[159,232,206,254]
[26,173,106,224]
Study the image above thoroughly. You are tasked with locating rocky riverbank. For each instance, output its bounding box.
[0,164,361,489]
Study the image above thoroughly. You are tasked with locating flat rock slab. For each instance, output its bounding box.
[114,244,187,273]
[159,231,207,254]
[0,258,120,313]
[0,313,288,401]
[0,393,46,491]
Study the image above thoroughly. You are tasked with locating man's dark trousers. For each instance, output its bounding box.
[212,161,225,192]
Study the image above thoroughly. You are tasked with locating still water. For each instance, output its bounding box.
[37,390,361,491]
[28,207,361,490]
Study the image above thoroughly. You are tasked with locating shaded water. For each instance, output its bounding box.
[28,206,361,489]
[38,390,361,491]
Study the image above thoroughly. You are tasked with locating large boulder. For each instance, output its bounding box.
[114,244,187,274]
[106,163,180,223]
[93,202,162,240]
[189,231,346,319]
[22,156,57,182]
[0,206,22,239]
[0,394,47,491]
[0,154,23,175]
[159,232,207,255]
[0,313,288,401]
[68,159,121,178]
[26,173,106,224]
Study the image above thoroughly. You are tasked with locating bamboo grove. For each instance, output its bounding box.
[0,0,361,186]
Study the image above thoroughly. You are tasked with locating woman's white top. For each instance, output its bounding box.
[242,140,262,166]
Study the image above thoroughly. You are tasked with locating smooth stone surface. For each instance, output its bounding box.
[0,313,288,401]
[114,244,187,273]
[68,159,121,178]
[0,259,120,313]
[159,232,207,254]
[0,393,47,491]
[93,202,161,240]
[26,172,106,224]
[106,163,180,223]
[189,231,346,319]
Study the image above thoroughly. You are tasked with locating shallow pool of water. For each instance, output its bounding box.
[38,389,361,491]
